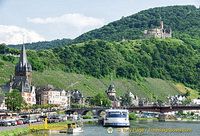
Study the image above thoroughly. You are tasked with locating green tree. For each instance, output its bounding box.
[89,93,111,107]
[129,112,136,120]
[5,89,25,111]
[185,90,190,97]
[177,110,184,116]
[121,92,132,106]
[0,43,8,54]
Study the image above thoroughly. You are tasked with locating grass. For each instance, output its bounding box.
[142,78,181,101]
[173,83,199,99]
[32,70,185,101]
[0,121,75,136]
[53,121,75,125]
[0,128,36,136]
[0,57,199,102]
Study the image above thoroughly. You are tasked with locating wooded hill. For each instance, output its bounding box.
[1,38,200,90]
[8,5,200,51]
[0,57,197,101]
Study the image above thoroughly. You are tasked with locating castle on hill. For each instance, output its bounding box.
[141,21,172,39]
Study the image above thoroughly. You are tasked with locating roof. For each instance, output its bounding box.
[15,44,32,72]
[12,76,31,93]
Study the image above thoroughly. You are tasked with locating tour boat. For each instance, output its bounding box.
[103,109,130,127]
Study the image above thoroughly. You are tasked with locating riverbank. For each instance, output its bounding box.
[0,128,35,136]
[0,121,75,136]
[135,117,200,122]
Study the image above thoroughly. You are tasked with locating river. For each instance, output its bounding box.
[25,120,200,136]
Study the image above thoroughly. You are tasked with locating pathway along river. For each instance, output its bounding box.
[25,120,200,136]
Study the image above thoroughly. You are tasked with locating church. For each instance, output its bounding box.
[0,44,36,109]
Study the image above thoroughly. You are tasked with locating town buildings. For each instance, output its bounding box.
[167,95,187,105]
[129,92,139,106]
[71,89,85,105]
[191,98,200,105]
[105,85,121,107]
[36,84,71,108]
[0,44,36,109]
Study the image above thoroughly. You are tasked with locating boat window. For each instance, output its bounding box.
[122,112,127,116]
[106,112,127,118]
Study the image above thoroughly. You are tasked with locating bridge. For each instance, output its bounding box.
[65,107,105,116]
[66,105,200,121]
[128,105,200,121]
[128,105,200,113]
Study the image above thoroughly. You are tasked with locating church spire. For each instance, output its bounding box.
[15,44,32,75]
[19,44,28,67]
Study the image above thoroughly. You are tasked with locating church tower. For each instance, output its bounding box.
[15,44,32,85]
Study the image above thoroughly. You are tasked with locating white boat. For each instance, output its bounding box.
[103,109,130,127]
[67,126,83,134]
[60,125,83,134]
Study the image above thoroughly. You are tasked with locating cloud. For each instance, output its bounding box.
[0,25,45,45]
[27,13,105,28]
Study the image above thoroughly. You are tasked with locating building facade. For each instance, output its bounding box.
[105,85,121,107]
[129,92,139,106]
[0,44,36,107]
[71,89,85,105]
[36,84,70,108]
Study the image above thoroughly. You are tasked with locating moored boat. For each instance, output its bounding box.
[103,109,130,127]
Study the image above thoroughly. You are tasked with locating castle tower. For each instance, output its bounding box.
[107,85,116,96]
[160,21,164,29]
[15,44,32,85]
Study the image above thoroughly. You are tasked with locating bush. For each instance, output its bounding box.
[0,61,4,68]
[83,115,93,119]
[71,104,86,108]
[129,113,136,120]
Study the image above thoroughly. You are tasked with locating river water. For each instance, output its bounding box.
[26,120,200,136]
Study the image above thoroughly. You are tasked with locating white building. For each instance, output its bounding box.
[37,84,70,108]
[167,95,187,105]
[129,92,139,106]
[191,99,200,105]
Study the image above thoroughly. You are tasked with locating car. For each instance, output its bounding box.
[0,120,4,126]
[17,120,23,125]
[1,120,12,126]
[21,118,29,124]
[28,118,37,123]
[9,120,17,126]
[91,115,99,119]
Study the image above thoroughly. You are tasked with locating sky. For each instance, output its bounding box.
[0,0,199,44]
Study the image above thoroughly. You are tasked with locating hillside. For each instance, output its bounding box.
[1,37,200,100]
[2,37,200,90]
[0,58,189,101]
[74,5,200,45]
[8,38,71,50]
[32,70,183,101]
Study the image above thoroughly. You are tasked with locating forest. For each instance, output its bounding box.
[1,37,200,90]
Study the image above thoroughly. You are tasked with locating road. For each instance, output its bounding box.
[0,122,43,132]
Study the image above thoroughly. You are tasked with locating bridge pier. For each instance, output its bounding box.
[158,113,166,122]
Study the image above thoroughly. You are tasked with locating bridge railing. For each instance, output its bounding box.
[28,118,75,130]
[28,124,76,130]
